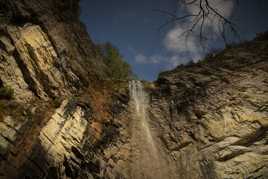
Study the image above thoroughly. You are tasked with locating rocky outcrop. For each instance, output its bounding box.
[5,24,67,99]
[0,84,130,179]
[0,0,127,178]
[148,35,268,178]
[0,0,108,102]
[39,100,89,164]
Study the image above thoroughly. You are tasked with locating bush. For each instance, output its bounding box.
[0,86,14,100]
[255,31,268,41]
[52,97,63,108]
[97,42,134,80]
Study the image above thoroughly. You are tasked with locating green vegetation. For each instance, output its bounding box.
[52,97,63,108]
[142,81,156,92]
[98,42,134,80]
[106,80,129,94]
[0,85,14,100]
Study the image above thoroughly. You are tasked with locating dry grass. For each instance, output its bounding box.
[77,79,129,146]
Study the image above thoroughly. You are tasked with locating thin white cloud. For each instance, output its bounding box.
[163,0,234,66]
[135,54,148,63]
[135,54,163,64]
[134,52,198,70]
[164,24,200,53]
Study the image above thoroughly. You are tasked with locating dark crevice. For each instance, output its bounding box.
[217,150,247,162]
[199,159,218,179]
[13,50,40,98]
[10,16,29,27]
[25,43,57,98]
[0,78,3,88]
[2,30,41,98]
[26,157,47,178]
[234,126,268,147]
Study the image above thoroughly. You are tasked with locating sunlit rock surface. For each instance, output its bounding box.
[7,24,66,99]
[39,100,88,163]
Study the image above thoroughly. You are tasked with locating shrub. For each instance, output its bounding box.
[52,97,63,108]
[97,42,134,80]
[0,86,14,100]
[255,31,268,41]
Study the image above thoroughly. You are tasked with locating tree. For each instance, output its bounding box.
[98,43,133,80]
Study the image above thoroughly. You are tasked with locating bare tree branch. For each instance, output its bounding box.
[156,0,240,45]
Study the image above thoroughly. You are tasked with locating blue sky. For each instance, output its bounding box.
[80,0,268,81]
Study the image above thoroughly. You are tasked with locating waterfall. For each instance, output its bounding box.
[129,81,156,151]
[129,80,167,179]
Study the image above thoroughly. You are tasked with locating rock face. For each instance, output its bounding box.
[0,0,108,102]
[0,84,130,179]
[0,0,127,178]
[148,36,268,178]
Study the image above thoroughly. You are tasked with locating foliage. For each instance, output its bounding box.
[52,97,63,108]
[255,31,268,41]
[98,42,134,80]
[0,85,14,100]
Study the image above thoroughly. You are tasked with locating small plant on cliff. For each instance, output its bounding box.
[98,42,133,80]
[0,85,14,100]
[52,97,63,108]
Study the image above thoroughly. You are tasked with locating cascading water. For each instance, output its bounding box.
[129,80,169,179]
[129,81,157,153]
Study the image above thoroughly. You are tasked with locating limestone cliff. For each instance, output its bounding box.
[0,0,108,102]
[0,0,127,178]
[149,35,268,178]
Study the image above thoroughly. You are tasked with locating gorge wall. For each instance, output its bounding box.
[0,0,129,178]
[0,0,268,178]
[149,37,268,178]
